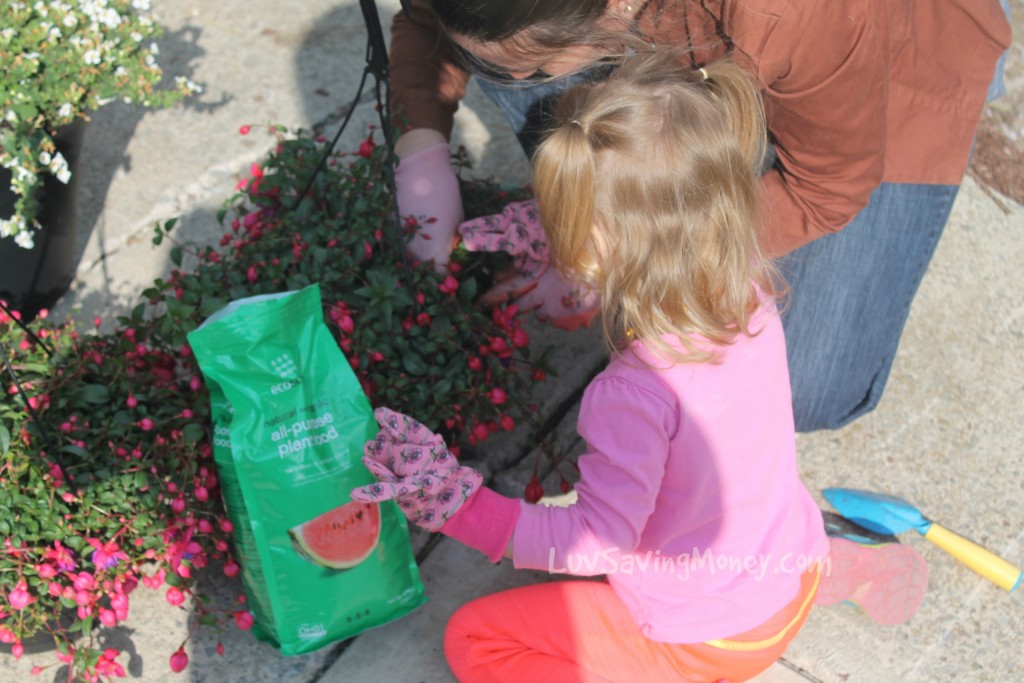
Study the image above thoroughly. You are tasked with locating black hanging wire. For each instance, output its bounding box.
[293,0,415,288]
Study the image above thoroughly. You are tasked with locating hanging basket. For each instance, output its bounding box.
[0,120,86,321]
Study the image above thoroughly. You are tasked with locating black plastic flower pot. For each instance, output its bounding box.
[0,121,85,322]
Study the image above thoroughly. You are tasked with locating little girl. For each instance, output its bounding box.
[355,51,833,682]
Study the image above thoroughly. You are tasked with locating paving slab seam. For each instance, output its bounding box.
[776,657,827,682]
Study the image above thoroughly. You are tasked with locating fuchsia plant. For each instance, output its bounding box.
[0,126,557,680]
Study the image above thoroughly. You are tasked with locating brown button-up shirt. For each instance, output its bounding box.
[389,0,1011,255]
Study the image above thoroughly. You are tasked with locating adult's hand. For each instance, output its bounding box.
[394,129,463,268]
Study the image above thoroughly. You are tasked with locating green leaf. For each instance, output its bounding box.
[61,444,89,458]
[401,351,428,376]
[182,423,205,444]
[79,384,110,404]
[0,425,9,454]
[170,246,183,267]
[459,281,479,306]
[200,297,227,317]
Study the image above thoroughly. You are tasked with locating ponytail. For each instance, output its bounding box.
[533,113,599,281]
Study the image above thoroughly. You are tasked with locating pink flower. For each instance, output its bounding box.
[8,586,32,610]
[525,474,545,504]
[96,649,126,678]
[169,648,189,673]
[165,587,185,606]
[90,540,127,570]
[73,572,95,591]
[512,328,530,348]
[239,125,251,135]
[223,560,240,578]
[11,642,24,659]
[357,136,375,158]
[487,388,508,406]
[234,610,254,630]
[439,275,459,295]
[139,418,155,431]
[472,423,490,442]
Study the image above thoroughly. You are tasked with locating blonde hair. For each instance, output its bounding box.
[533,50,780,363]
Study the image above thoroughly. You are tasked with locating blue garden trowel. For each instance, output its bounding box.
[823,488,1022,592]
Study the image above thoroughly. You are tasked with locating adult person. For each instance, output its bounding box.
[387,0,1011,432]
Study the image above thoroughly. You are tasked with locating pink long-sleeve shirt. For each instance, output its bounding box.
[512,297,828,643]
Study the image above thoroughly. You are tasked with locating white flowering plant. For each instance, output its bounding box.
[0,0,200,248]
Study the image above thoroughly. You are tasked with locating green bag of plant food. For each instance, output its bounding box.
[188,284,425,655]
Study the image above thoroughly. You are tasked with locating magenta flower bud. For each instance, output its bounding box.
[234,610,254,630]
[165,587,185,606]
[73,573,94,591]
[169,648,189,673]
[8,587,31,610]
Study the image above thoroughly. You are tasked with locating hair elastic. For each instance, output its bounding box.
[570,119,584,129]
[698,67,709,81]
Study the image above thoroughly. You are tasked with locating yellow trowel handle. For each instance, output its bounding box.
[924,523,1022,591]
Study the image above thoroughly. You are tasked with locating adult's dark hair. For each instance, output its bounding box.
[427,0,608,43]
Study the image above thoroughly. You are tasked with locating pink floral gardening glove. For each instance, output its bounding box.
[458,200,599,331]
[395,143,464,268]
[350,408,482,531]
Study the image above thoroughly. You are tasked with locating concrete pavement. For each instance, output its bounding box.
[1,0,1021,681]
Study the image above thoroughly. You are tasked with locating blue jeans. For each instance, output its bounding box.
[474,75,964,433]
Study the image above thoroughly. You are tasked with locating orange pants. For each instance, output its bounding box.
[444,571,819,683]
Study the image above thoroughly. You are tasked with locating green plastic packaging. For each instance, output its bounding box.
[188,284,425,655]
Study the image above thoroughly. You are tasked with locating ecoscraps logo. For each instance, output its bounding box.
[270,354,301,394]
